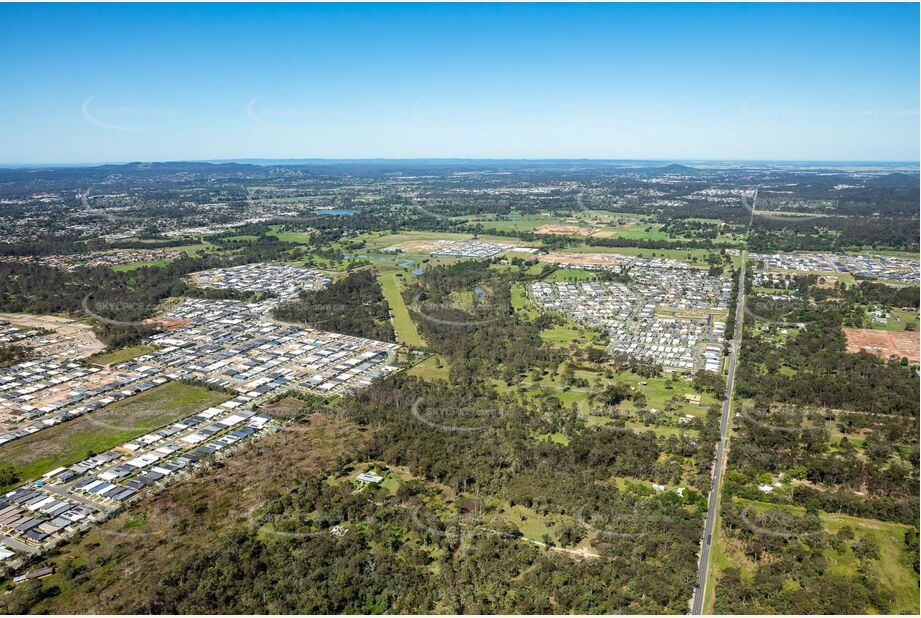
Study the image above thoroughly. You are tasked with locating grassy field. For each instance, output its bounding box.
[407,354,450,381]
[378,273,425,347]
[0,382,228,489]
[456,214,558,233]
[270,229,314,244]
[87,344,157,366]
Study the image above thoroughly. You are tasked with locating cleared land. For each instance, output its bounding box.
[0,381,228,488]
[534,223,599,237]
[378,273,425,347]
[843,327,919,363]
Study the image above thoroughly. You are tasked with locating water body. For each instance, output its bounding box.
[411,267,424,276]
[473,286,486,297]
[316,208,356,216]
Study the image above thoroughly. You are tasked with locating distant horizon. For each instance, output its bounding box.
[1,157,919,171]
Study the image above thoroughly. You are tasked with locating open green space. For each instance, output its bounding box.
[407,354,450,381]
[378,273,425,347]
[559,244,738,267]
[87,344,157,366]
[0,382,229,489]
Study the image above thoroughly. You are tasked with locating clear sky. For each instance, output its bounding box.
[0,2,918,164]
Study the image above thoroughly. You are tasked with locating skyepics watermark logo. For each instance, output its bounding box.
[409,503,519,550]
[736,402,824,435]
[574,504,681,540]
[81,292,159,328]
[246,97,338,131]
[410,397,501,433]
[409,288,511,327]
[81,97,178,131]
[737,503,822,541]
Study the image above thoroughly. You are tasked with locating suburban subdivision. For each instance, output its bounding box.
[0,159,916,614]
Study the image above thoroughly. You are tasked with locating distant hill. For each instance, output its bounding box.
[656,163,702,175]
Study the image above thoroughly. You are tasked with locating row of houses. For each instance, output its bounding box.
[1,396,274,554]
[0,248,185,271]
[430,239,510,258]
[0,361,165,445]
[142,299,400,398]
[189,263,331,300]
[752,251,919,282]
[529,264,729,372]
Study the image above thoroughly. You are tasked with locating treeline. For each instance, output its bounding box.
[0,238,302,347]
[748,216,920,252]
[812,280,920,310]
[726,404,918,521]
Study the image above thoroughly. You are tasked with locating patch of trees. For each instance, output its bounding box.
[736,307,919,416]
[273,270,395,342]
[0,240,302,348]
[714,501,899,614]
[0,342,32,368]
[401,261,558,386]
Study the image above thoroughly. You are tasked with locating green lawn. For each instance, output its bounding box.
[533,432,571,446]
[378,273,425,347]
[0,382,229,489]
[270,229,314,244]
[87,344,157,366]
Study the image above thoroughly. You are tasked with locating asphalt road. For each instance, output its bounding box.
[691,250,748,614]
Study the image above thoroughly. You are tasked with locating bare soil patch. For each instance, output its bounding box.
[843,327,919,363]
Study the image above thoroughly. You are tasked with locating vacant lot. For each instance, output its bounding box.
[534,223,599,237]
[843,327,919,363]
[0,381,228,487]
[87,344,157,366]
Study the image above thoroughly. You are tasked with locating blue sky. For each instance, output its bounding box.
[0,2,918,164]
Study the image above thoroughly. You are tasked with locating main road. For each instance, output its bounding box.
[690,194,753,614]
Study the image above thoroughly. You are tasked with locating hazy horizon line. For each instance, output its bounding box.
[1,157,919,170]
